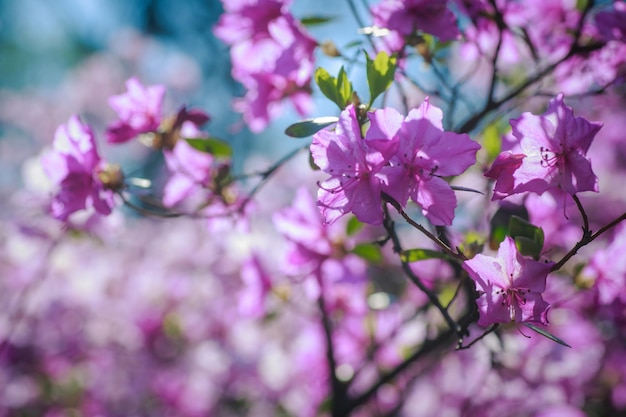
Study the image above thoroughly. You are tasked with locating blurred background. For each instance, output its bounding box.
[0,0,363,201]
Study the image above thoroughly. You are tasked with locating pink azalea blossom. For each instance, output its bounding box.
[273,187,368,303]
[371,0,460,54]
[233,43,314,132]
[373,99,480,225]
[310,105,394,225]
[582,224,626,305]
[595,1,626,42]
[106,77,165,143]
[42,116,117,221]
[162,139,214,208]
[486,94,602,199]
[214,0,316,132]
[463,236,554,326]
[238,255,272,318]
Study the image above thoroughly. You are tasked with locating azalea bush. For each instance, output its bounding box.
[2,0,626,416]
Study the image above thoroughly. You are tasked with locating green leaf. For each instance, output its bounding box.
[514,236,543,260]
[300,15,335,26]
[365,51,397,107]
[523,323,572,348]
[482,123,502,163]
[346,216,364,236]
[488,204,529,250]
[509,215,544,258]
[285,116,338,138]
[351,243,383,263]
[450,185,484,195]
[186,137,232,158]
[308,150,320,171]
[314,67,353,110]
[336,67,353,110]
[315,67,339,106]
[400,248,448,263]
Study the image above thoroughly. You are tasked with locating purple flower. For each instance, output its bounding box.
[238,255,272,318]
[232,44,314,132]
[487,94,602,199]
[372,0,460,41]
[595,1,626,42]
[374,99,480,225]
[583,224,626,305]
[310,105,393,225]
[273,187,368,305]
[106,77,165,143]
[463,236,554,326]
[372,0,460,53]
[162,139,214,208]
[42,116,117,221]
[215,0,316,132]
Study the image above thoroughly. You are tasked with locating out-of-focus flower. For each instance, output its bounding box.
[238,255,272,318]
[162,139,215,208]
[273,187,368,305]
[42,115,121,221]
[486,94,602,199]
[463,236,553,326]
[371,0,460,54]
[595,2,626,42]
[583,223,626,305]
[214,0,316,132]
[106,77,166,143]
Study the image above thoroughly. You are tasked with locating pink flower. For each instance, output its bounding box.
[372,0,460,54]
[484,151,524,200]
[273,187,368,302]
[486,94,602,199]
[233,44,314,132]
[106,77,165,143]
[463,236,554,326]
[215,0,316,132]
[595,1,626,42]
[42,116,117,221]
[583,224,626,305]
[374,99,480,225]
[310,105,393,225]
[238,255,272,318]
[162,139,214,208]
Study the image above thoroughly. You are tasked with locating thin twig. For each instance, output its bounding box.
[381,205,462,336]
[552,210,626,271]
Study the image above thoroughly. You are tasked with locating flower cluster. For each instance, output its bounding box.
[371,0,460,55]
[311,99,480,226]
[15,0,626,415]
[486,93,602,200]
[214,0,317,132]
[42,115,123,222]
[106,77,210,148]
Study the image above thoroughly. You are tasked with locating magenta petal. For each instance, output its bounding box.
[425,130,480,177]
[463,254,506,292]
[163,174,197,207]
[518,292,550,325]
[485,151,525,200]
[563,151,598,194]
[475,286,511,326]
[413,176,456,226]
[366,107,403,141]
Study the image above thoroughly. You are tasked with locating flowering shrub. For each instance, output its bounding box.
[3,0,626,416]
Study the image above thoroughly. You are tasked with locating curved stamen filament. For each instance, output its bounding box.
[495,287,529,322]
[540,146,561,168]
